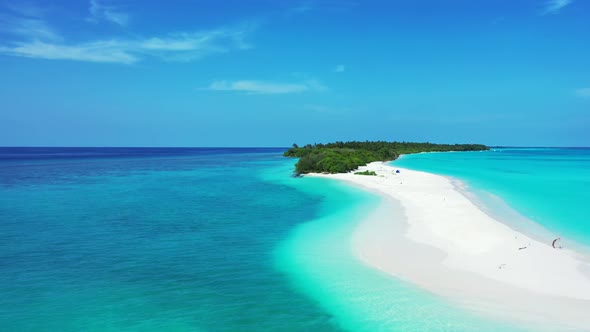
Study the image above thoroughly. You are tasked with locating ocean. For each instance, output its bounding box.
[0,148,336,331]
[2,147,585,331]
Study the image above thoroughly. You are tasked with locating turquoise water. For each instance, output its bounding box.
[0,148,338,331]
[391,148,590,247]
[274,177,527,332]
[0,147,539,331]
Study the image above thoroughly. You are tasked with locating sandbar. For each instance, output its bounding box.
[308,162,590,331]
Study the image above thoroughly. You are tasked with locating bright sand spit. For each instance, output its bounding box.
[308,162,590,331]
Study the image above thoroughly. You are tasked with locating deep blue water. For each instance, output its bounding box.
[0,147,543,331]
[0,148,344,331]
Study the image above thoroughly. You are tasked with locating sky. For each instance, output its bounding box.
[0,0,588,147]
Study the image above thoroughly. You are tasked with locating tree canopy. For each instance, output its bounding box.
[284,141,489,175]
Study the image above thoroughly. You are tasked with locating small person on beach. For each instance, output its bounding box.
[552,237,562,249]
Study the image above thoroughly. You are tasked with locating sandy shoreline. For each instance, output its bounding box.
[308,162,590,331]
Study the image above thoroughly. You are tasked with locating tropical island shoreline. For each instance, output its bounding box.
[284,141,489,175]
[306,161,590,331]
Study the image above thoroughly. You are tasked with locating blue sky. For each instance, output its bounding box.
[0,0,588,147]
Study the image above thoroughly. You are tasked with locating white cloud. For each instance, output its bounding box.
[0,2,256,64]
[0,26,254,64]
[88,0,129,26]
[206,80,325,94]
[137,29,252,62]
[103,11,129,26]
[0,17,61,41]
[0,2,60,41]
[140,29,250,52]
[575,88,590,98]
[335,64,345,73]
[541,0,573,15]
[0,40,138,64]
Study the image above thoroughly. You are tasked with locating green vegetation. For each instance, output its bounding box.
[354,170,377,176]
[284,141,489,175]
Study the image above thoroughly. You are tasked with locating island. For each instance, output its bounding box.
[283,141,489,175]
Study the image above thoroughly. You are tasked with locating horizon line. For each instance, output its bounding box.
[1,145,590,149]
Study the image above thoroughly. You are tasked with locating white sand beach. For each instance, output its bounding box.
[309,162,590,331]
